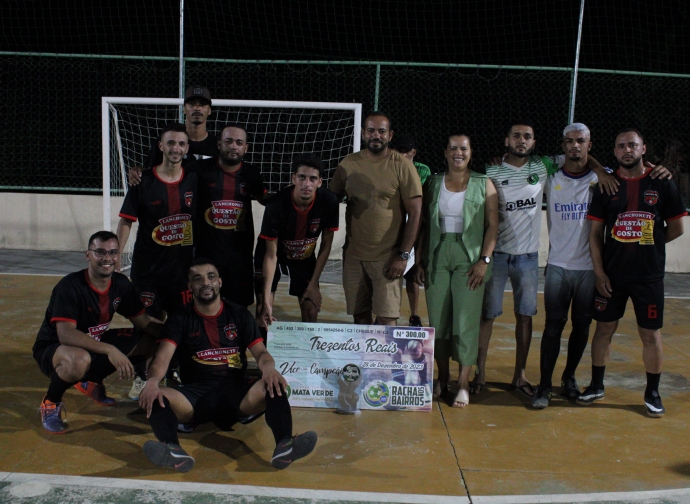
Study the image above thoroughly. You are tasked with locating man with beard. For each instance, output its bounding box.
[578,129,686,417]
[329,111,422,326]
[145,85,217,168]
[138,258,317,471]
[193,123,268,307]
[475,120,616,397]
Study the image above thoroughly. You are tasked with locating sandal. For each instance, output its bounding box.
[510,382,535,398]
[452,388,470,408]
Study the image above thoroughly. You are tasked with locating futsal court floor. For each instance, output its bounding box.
[1,250,690,503]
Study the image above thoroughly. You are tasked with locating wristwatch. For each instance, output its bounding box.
[480,255,491,264]
[398,250,411,261]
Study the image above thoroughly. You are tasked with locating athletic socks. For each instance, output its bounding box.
[45,372,77,404]
[645,372,661,397]
[132,359,148,381]
[149,396,180,445]
[591,365,606,389]
[265,391,293,445]
[539,319,566,389]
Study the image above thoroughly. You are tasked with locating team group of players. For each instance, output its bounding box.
[32,85,688,473]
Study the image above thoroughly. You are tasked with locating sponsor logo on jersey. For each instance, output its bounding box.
[224,324,238,340]
[185,191,193,207]
[88,322,111,341]
[193,347,242,368]
[150,200,162,206]
[505,197,537,212]
[527,173,540,185]
[644,190,659,206]
[113,297,121,310]
[205,200,245,230]
[281,237,318,260]
[594,297,607,311]
[611,211,655,244]
[152,214,193,246]
[140,292,155,307]
[309,218,321,234]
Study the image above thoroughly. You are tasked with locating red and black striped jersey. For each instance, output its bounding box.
[33,270,144,348]
[259,186,339,261]
[119,167,198,285]
[587,169,687,280]
[193,158,267,262]
[158,299,263,383]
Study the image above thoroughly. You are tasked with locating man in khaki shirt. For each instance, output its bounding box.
[329,112,423,325]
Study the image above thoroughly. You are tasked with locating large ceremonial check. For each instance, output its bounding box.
[267,322,435,412]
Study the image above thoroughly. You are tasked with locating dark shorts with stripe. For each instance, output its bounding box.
[592,278,664,330]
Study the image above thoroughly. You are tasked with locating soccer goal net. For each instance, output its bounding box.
[102,97,361,270]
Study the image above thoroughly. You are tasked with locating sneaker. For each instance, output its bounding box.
[271,431,318,469]
[576,384,605,406]
[177,422,195,433]
[74,381,116,406]
[408,315,423,327]
[128,376,147,401]
[561,376,581,399]
[531,386,552,409]
[40,396,66,434]
[644,392,666,418]
[143,441,194,472]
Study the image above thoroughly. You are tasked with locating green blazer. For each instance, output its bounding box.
[422,171,492,286]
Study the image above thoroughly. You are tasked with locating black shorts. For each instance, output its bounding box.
[133,281,191,317]
[274,258,316,298]
[173,376,258,430]
[33,328,142,378]
[592,278,664,330]
[216,260,255,307]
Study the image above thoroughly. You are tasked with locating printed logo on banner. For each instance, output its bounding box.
[363,381,390,408]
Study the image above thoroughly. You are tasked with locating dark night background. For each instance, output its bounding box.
[1,1,689,201]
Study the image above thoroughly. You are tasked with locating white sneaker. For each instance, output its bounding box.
[128,376,147,401]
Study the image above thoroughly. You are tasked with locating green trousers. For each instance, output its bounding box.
[425,234,486,366]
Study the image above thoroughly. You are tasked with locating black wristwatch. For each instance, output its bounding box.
[480,255,491,264]
[398,250,411,261]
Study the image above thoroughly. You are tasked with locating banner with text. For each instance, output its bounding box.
[267,322,435,412]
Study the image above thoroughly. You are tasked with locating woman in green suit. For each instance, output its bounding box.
[413,134,498,407]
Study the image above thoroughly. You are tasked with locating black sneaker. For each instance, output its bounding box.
[531,386,552,409]
[576,384,605,406]
[408,315,423,327]
[644,392,666,418]
[271,431,318,469]
[561,376,581,399]
[143,441,195,472]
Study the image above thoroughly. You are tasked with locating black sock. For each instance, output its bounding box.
[562,321,590,380]
[45,372,77,403]
[265,392,292,445]
[82,353,115,384]
[645,372,661,397]
[539,319,566,388]
[149,396,180,445]
[132,359,147,380]
[591,365,606,389]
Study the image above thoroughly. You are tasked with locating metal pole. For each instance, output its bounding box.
[568,0,586,124]
[374,64,381,110]
[178,0,185,123]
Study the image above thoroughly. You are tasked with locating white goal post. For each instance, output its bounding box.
[101,97,362,268]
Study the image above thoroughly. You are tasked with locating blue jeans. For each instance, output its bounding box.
[482,251,539,318]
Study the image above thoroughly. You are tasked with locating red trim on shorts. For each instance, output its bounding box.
[51,317,77,325]
[156,338,178,347]
[327,227,339,232]
[118,212,138,222]
[126,308,146,319]
[258,234,278,241]
[667,212,688,221]
[586,215,605,222]
[248,339,263,349]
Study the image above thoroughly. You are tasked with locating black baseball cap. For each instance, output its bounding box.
[184,85,212,106]
[391,134,416,152]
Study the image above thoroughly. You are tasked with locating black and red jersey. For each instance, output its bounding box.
[587,169,687,280]
[158,299,263,383]
[259,186,339,261]
[119,167,198,286]
[193,158,267,262]
[33,270,144,349]
[145,133,218,168]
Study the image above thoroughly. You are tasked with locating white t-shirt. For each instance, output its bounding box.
[486,154,564,255]
[545,167,599,270]
[439,178,466,234]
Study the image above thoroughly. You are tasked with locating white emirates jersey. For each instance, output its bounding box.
[545,167,599,270]
[486,154,563,255]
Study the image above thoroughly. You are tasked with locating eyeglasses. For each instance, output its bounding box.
[88,248,120,258]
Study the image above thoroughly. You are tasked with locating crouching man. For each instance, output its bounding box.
[138,257,317,471]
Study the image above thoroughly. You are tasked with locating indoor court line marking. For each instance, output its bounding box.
[0,472,468,504]
[473,487,690,503]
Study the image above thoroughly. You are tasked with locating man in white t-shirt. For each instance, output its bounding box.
[531,123,600,408]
